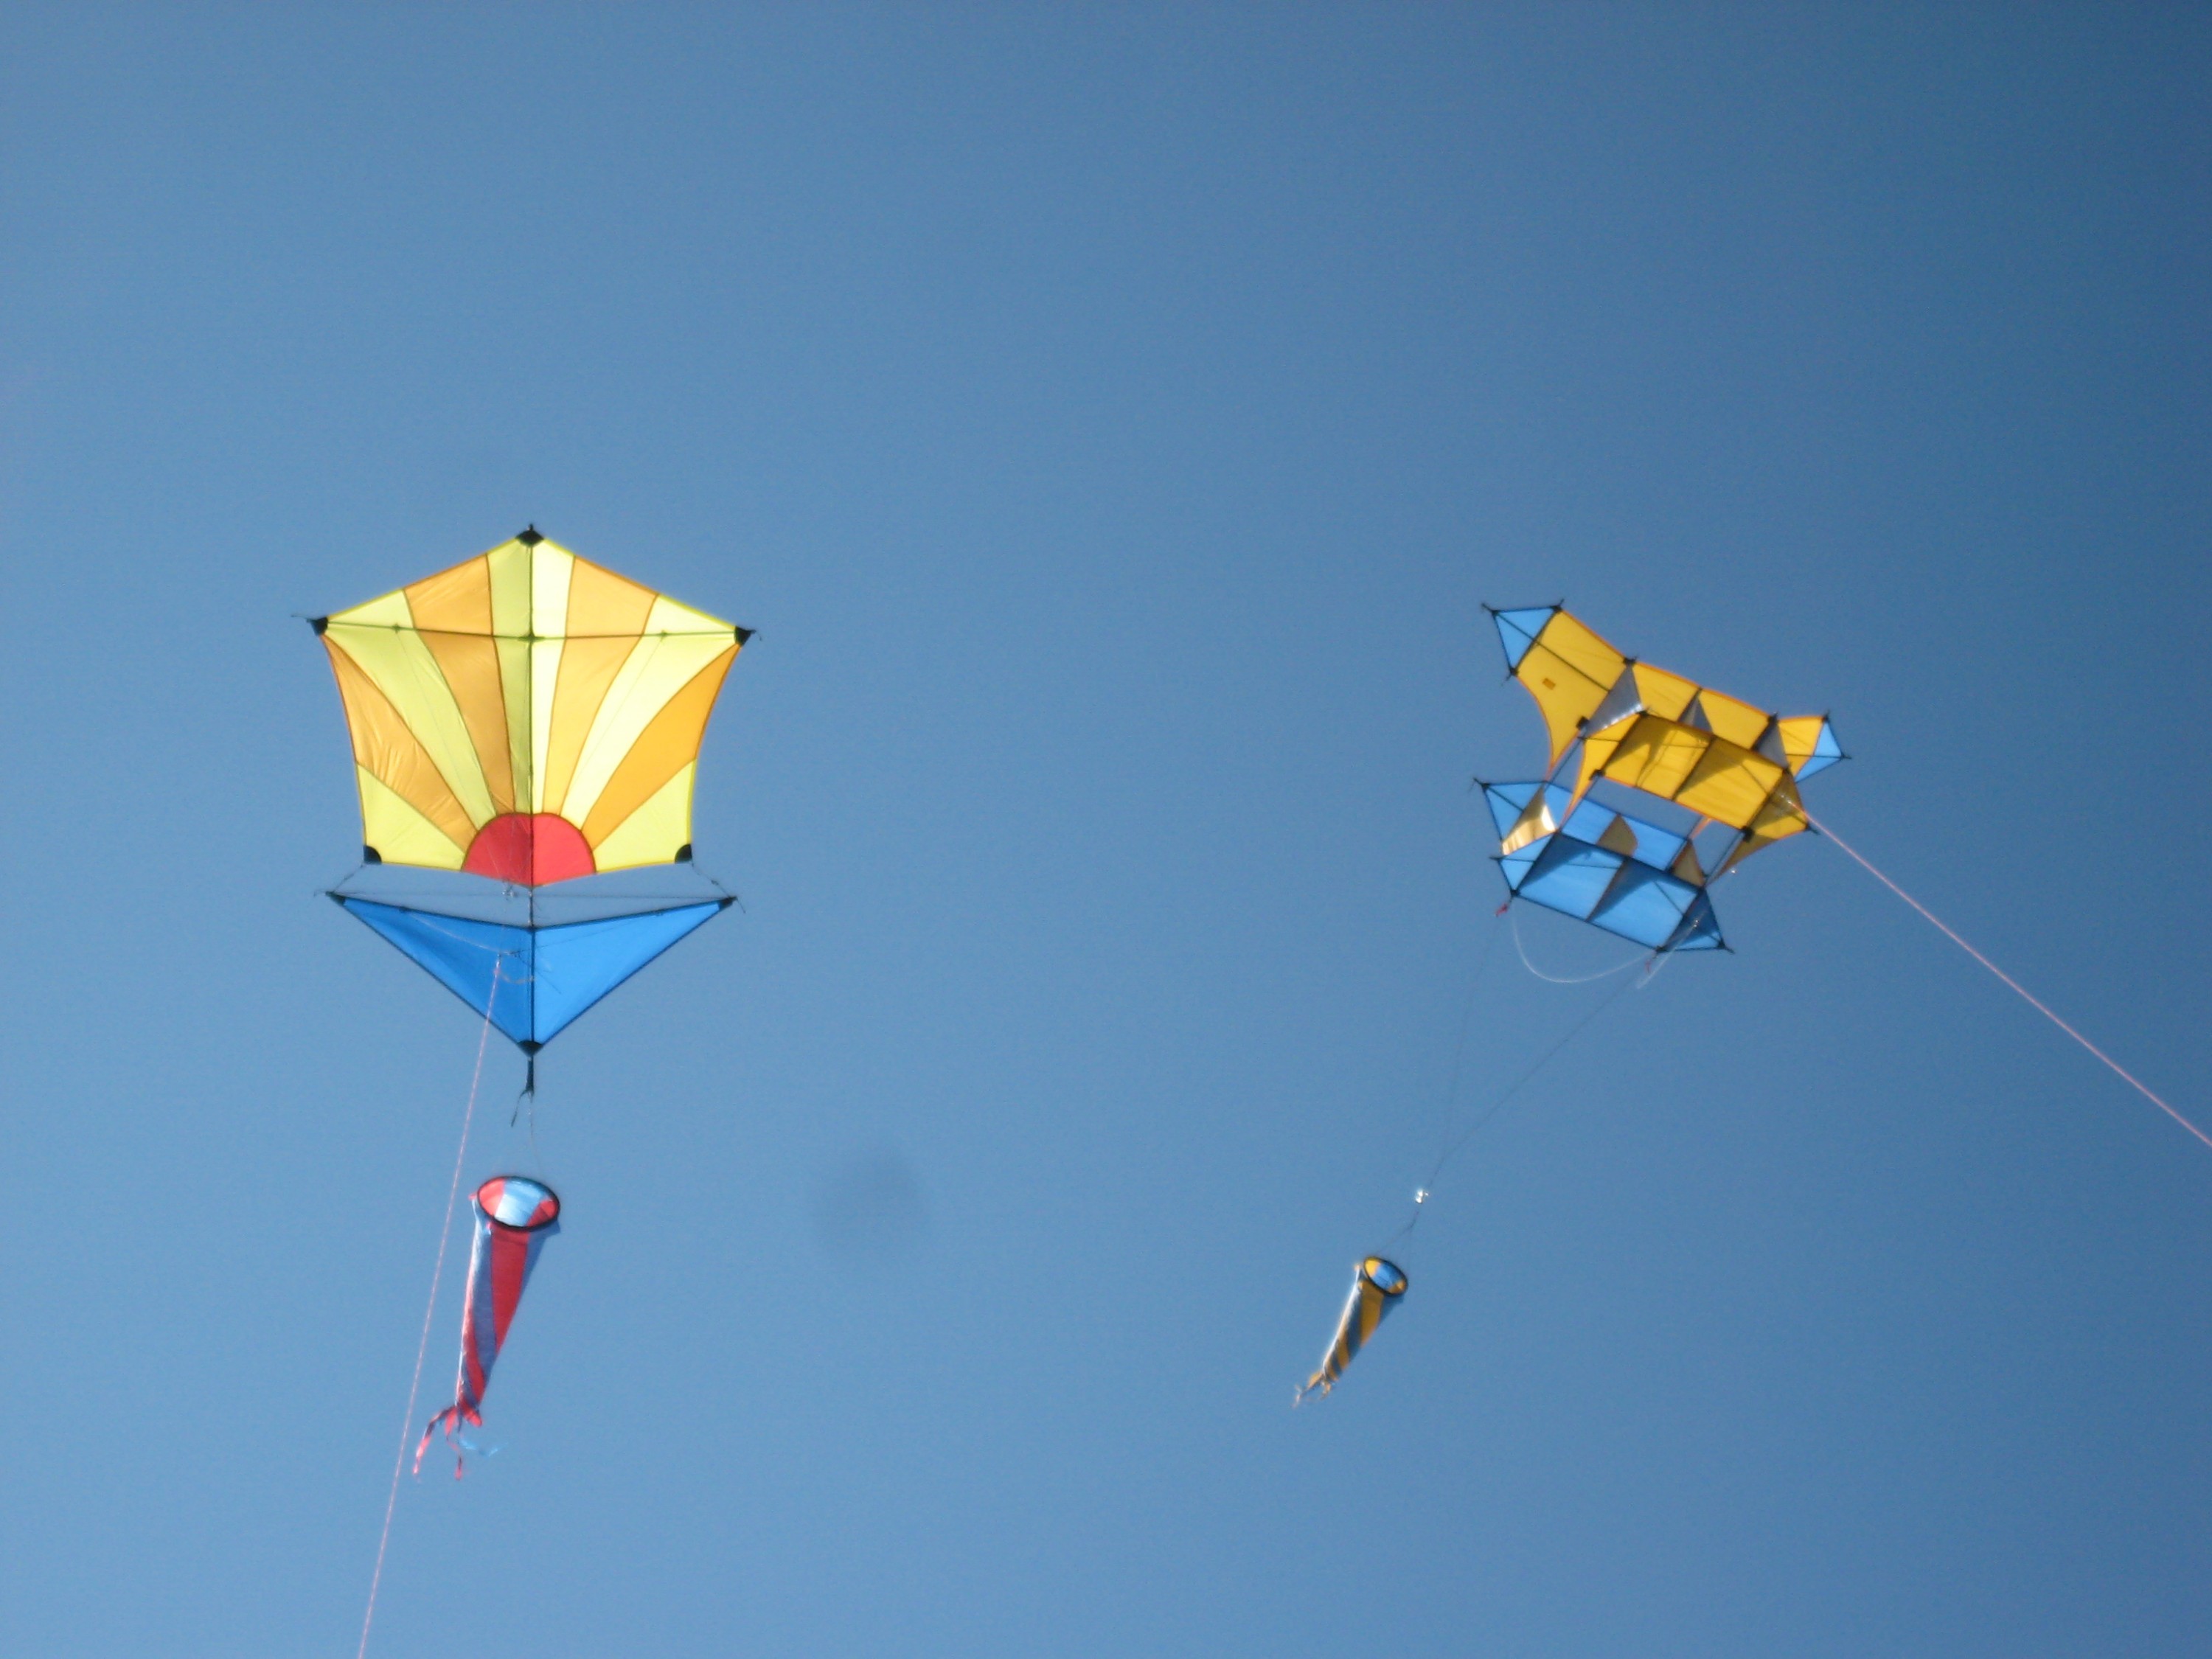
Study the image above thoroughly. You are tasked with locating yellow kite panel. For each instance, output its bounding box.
[316,532,746,883]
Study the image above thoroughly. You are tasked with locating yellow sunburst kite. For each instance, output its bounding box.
[315,528,749,886]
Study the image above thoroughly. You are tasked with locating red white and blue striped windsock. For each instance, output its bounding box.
[417,1175,561,1476]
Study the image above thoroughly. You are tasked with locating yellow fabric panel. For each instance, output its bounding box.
[563,553,659,636]
[356,766,467,868]
[403,554,493,636]
[591,762,697,872]
[580,646,738,848]
[326,536,744,863]
[1537,611,1626,689]
[492,636,531,813]
[1674,742,1785,829]
[1669,843,1705,886]
[1752,775,1806,837]
[418,630,515,815]
[563,608,739,824]
[1718,780,1808,873]
[481,545,535,804]
[1596,815,1638,858]
[1631,664,1698,721]
[1355,1284,1382,1344]
[403,559,513,807]
[323,638,479,850]
[1516,641,1614,764]
[484,540,532,636]
[530,540,575,639]
[541,560,660,813]
[1499,791,1557,856]
[526,546,573,810]
[638,590,740,641]
[329,588,414,630]
[641,590,737,634]
[1572,721,1632,804]
[324,621,498,830]
[1776,716,1826,772]
[526,639,563,813]
[1509,612,1624,765]
[1604,715,1710,800]
[543,633,645,816]
[1697,689,1770,750]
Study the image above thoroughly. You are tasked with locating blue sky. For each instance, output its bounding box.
[1,6,2206,1655]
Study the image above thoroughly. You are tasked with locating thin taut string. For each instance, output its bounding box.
[357,971,503,1659]
[1806,807,2209,1153]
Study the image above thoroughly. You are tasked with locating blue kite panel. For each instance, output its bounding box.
[1587,863,1696,950]
[1670,892,1725,950]
[1491,608,1557,671]
[1517,838,1621,918]
[1484,780,1539,838]
[1499,838,1546,890]
[341,899,535,1046]
[1797,720,1845,779]
[528,902,725,1044]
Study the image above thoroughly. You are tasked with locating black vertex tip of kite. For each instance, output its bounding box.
[734,626,756,644]
[717,896,737,910]
[518,1040,543,1055]
[308,616,328,634]
[518,526,543,546]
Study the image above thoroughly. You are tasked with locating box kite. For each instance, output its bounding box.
[1484,605,1842,953]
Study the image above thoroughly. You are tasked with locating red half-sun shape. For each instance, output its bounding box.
[463,813,597,886]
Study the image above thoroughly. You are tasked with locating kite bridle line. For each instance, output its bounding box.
[1390,928,1658,1251]
[357,959,506,1659]
[1509,908,1649,985]
[1804,808,2210,1154]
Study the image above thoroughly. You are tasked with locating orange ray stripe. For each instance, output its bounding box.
[580,645,737,849]
[324,638,477,849]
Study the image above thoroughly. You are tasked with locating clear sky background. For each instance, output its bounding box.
[2,6,2207,1656]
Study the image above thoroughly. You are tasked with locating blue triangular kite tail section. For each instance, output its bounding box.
[1498,838,1547,894]
[1482,781,1539,838]
[526,902,726,1045]
[1797,719,1846,779]
[1664,891,1725,952]
[340,899,535,1046]
[1490,607,1557,672]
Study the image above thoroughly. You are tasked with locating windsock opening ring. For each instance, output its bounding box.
[1361,1256,1408,1296]
[475,1175,561,1232]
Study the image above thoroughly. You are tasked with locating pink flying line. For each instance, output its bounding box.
[1805,809,2209,1154]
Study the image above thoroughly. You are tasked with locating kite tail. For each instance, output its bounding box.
[414,1404,483,1480]
[1293,1373,1332,1408]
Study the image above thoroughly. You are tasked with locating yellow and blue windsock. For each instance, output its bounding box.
[1298,1256,1408,1402]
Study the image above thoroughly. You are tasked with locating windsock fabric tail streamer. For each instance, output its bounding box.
[1298,1256,1408,1402]
[417,1176,561,1476]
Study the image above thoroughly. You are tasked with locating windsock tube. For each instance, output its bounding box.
[1298,1256,1407,1402]
[417,1175,561,1475]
